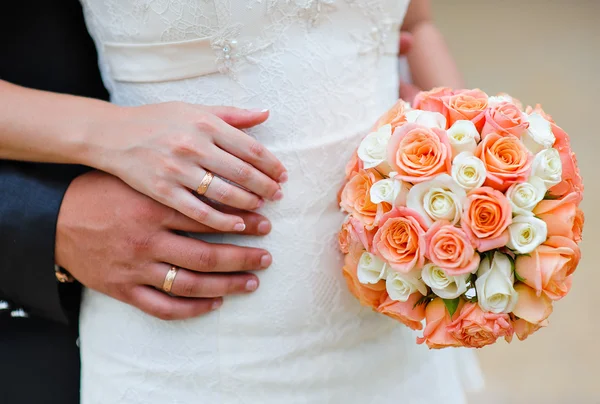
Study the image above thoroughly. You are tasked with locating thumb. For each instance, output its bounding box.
[203,106,270,129]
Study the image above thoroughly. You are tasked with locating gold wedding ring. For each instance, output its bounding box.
[196,171,214,196]
[162,266,179,294]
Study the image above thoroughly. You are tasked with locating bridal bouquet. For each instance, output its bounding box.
[338,88,584,349]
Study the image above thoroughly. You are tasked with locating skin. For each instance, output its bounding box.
[3,0,463,320]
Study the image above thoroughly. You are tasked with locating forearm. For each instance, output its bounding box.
[407,21,464,90]
[0,80,118,167]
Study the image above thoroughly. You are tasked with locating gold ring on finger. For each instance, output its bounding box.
[162,266,179,294]
[196,171,214,196]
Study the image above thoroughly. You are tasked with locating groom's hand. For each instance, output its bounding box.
[55,171,271,320]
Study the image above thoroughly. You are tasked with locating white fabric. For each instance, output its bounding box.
[78,1,484,402]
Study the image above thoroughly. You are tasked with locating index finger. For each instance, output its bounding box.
[211,119,288,184]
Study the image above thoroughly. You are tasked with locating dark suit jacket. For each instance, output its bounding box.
[0,0,108,402]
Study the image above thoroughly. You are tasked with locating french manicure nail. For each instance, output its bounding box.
[257,220,271,235]
[278,172,289,183]
[246,279,258,291]
[260,254,272,268]
[250,108,269,113]
[234,222,246,232]
[256,199,265,209]
[212,300,223,310]
[272,190,284,201]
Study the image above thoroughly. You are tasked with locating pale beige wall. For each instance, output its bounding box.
[429,1,600,402]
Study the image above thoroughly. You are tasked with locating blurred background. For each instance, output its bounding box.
[428,1,599,403]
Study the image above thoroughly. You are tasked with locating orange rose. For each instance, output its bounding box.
[547,124,584,199]
[413,87,454,116]
[344,149,363,180]
[374,99,408,131]
[342,248,386,308]
[515,236,581,301]
[481,102,529,139]
[443,89,489,131]
[424,221,480,275]
[447,302,514,348]
[513,318,548,341]
[475,133,532,191]
[511,283,553,340]
[416,298,464,349]
[533,192,584,242]
[340,169,391,229]
[462,187,512,252]
[387,123,452,183]
[373,207,428,273]
[377,293,425,331]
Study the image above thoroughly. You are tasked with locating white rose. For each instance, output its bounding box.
[357,252,388,285]
[487,94,516,108]
[505,176,546,216]
[370,176,411,206]
[357,124,392,169]
[421,263,469,299]
[386,270,427,302]
[405,110,447,129]
[506,215,548,254]
[451,152,487,191]
[522,112,555,154]
[531,148,562,189]
[475,252,519,314]
[406,173,467,226]
[446,120,481,157]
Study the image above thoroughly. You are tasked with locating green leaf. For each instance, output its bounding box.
[443,298,460,317]
[413,295,430,309]
[507,254,516,273]
[543,192,560,200]
[515,271,527,282]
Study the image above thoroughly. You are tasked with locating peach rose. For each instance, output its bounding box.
[533,192,584,242]
[340,169,391,229]
[373,207,428,273]
[342,248,386,308]
[374,99,408,131]
[513,318,548,341]
[447,302,514,348]
[377,293,426,331]
[413,87,454,116]
[515,236,581,301]
[338,220,354,254]
[481,102,529,139]
[462,187,512,252]
[547,124,584,199]
[345,149,363,180]
[475,133,532,191]
[387,123,452,183]
[424,221,480,275]
[512,282,553,329]
[416,298,464,349]
[443,89,489,131]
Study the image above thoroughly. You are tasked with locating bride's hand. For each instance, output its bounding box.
[88,102,287,232]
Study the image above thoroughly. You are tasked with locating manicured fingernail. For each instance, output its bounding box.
[278,172,288,183]
[260,254,272,268]
[234,222,246,232]
[256,199,265,209]
[272,190,284,201]
[257,220,271,235]
[250,108,269,113]
[245,279,258,291]
[212,300,223,310]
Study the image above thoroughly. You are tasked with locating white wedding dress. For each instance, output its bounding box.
[78,0,483,402]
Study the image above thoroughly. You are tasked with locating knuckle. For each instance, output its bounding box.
[191,205,210,222]
[154,179,173,199]
[126,235,155,256]
[214,184,231,202]
[195,113,216,133]
[170,133,197,157]
[196,247,217,270]
[234,163,252,182]
[248,141,265,159]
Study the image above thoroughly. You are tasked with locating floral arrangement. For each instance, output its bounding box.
[338,88,584,348]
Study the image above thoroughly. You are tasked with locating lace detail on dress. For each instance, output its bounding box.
[77,1,482,402]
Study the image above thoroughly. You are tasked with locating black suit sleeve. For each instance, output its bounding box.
[0,162,86,324]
